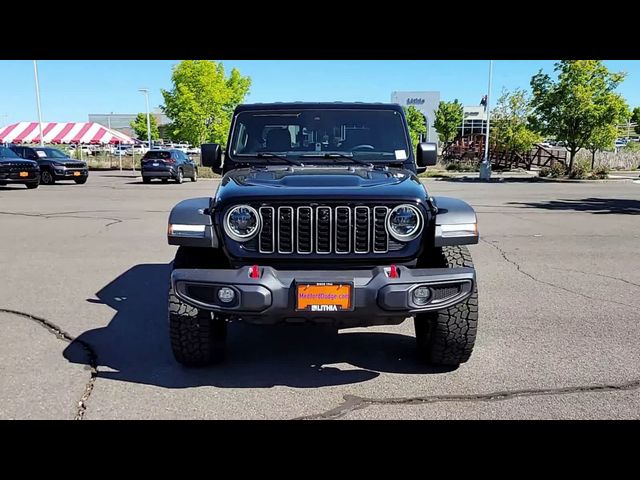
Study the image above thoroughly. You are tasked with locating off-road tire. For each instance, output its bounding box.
[143,177,151,184]
[414,245,478,366]
[25,182,39,189]
[168,246,229,367]
[74,178,87,184]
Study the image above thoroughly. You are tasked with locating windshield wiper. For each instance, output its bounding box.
[254,152,303,166]
[300,152,373,167]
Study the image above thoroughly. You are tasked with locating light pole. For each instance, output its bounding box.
[139,88,152,149]
[479,60,494,180]
[33,60,45,146]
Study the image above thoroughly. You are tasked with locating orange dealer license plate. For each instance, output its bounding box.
[19,172,28,177]
[73,171,81,176]
[296,283,353,312]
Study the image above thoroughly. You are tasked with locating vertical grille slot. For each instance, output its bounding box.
[296,207,313,253]
[277,206,294,253]
[335,206,351,254]
[354,206,370,253]
[316,207,332,254]
[373,206,389,253]
[258,207,274,253]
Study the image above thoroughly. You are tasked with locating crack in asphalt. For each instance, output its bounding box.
[296,378,640,420]
[0,210,124,228]
[549,267,640,289]
[480,238,638,310]
[0,308,98,420]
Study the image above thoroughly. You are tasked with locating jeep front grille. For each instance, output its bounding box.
[258,205,390,255]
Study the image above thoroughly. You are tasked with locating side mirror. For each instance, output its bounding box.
[201,143,223,173]
[416,142,438,170]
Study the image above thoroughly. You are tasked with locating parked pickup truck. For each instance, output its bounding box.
[166,102,479,367]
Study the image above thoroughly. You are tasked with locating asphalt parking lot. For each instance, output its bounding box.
[1,171,639,419]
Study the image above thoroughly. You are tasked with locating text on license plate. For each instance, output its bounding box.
[19,172,28,177]
[73,171,81,176]
[296,283,352,311]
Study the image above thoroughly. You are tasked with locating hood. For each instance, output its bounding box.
[0,157,38,167]
[215,166,428,205]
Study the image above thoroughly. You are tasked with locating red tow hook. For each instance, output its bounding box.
[249,265,260,279]
[389,264,399,278]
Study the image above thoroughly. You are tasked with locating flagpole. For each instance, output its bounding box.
[480,60,493,180]
[33,60,45,146]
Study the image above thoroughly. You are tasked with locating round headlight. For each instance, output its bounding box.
[387,204,423,241]
[224,205,260,241]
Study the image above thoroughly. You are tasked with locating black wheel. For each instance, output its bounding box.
[40,170,55,185]
[414,245,479,366]
[161,178,168,183]
[191,169,198,182]
[143,177,151,184]
[169,289,227,367]
[168,246,230,367]
[25,182,39,189]
[175,169,184,184]
[74,178,87,184]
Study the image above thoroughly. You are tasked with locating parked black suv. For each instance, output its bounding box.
[0,146,40,189]
[141,149,198,184]
[9,145,88,185]
[167,103,479,367]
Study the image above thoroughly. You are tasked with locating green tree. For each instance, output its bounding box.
[433,100,463,146]
[529,60,629,171]
[403,106,427,147]
[491,88,541,153]
[130,113,160,141]
[586,124,617,169]
[631,107,640,135]
[161,60,251,146]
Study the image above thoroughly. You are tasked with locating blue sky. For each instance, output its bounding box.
[1,60,639,125]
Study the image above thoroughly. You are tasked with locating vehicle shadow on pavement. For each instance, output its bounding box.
[63,263,453,389]
[509,197,640,214]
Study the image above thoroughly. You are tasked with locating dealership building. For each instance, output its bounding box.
[390,91,440,143]
[88,111,170,139]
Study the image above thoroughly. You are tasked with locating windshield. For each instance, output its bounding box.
[0,147,20,158]
[34,148,68,159]
[229,109,411,161]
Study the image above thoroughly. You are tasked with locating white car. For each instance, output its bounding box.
[126,144,149,156]
[186,146,201,155]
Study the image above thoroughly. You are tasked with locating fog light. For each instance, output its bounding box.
[412,286,431,306]
[217,287,235,303]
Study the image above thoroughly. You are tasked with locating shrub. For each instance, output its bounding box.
[589,165,610,180]
[569,159,590,179]
[445,163,460,171]
[539,167,550,177]
[549,162,567,178]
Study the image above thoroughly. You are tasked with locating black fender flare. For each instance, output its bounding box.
[432,196,479,247]
[168,197,218,248]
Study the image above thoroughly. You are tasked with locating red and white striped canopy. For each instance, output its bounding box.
[0,122,135,145]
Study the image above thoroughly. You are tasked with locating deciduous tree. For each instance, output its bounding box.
[433,100,463,147]
[529,60,629,171]
[130,113,159,141]
[161,60,251,147]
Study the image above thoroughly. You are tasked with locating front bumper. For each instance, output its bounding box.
[171,265,475,326]
[53,168,88,179]
[0,170,40,183]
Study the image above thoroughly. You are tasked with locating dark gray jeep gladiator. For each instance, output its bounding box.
[167,103,479,367]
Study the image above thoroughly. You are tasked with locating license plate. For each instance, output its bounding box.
[73,171,81,176]
[19,171,28,177]
[296,283,353,312]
